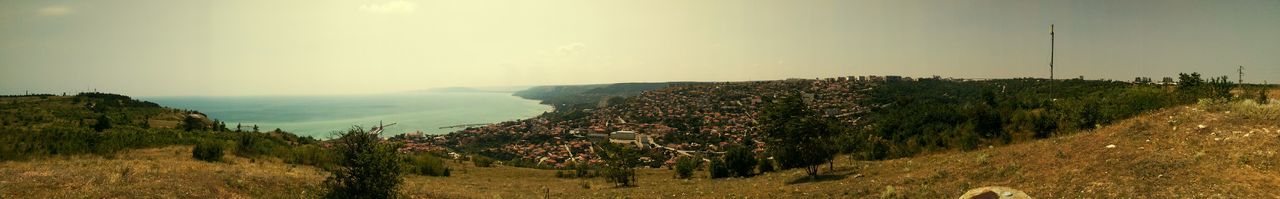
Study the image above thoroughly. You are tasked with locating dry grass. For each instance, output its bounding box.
[4,101,1280,198]
[0,146,327,198]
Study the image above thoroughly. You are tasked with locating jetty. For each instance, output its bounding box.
[439,123,490,129]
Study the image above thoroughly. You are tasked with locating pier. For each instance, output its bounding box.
[439,123,490,129]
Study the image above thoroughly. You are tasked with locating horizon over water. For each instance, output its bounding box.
[143,91,552,138]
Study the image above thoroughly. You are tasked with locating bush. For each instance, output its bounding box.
[93,114,111,132]
[193,142,225,162]
[724,145,757,177]
[708,157,730,179]
[602,165,635,186]
[323,127,404,199]
[472,156,495,167]
[757,157,775,173]
[405,154,449,177]
[1260,89,1270,105]
[1229,100,1280,121]
[574,163,593,178]
[674,156,699,179]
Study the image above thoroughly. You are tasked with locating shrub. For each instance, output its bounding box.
[193,142,225,162]
[602,165,635,186]
[1260,89,1270,105]
[708,157,730,179]
[1229,100,1280,121]
[674,156,698,179]
[323,127,404,199]
[757,156,775,173]
[724,145,756,177]
[472,156,495,167]
[404,154,449,177]
[92,114,111,132]
[572,162,594,178]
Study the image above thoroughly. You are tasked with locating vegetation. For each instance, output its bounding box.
[844,78,1204,160]
[707,157,730,179]
[404,153,450,177]
[192,141,225,162]
[674,156,699,179]
[756,156,775,173]
[597,142,639,187]
[471,156,495,167]
[323,127,404,199]
[513,82,702,108]
[723,145,757,177]
[759,93,839,177]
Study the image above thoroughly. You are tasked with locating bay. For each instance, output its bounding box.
[142,91,551,138]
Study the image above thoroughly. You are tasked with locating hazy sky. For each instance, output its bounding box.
[2,0,1278,96]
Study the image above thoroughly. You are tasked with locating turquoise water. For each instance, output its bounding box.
[143,91,551,138]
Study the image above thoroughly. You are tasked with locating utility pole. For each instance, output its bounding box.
[1050,24,1055,80]
[1238,65,1244,84]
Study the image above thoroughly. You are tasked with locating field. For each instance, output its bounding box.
[4,99,1278,198]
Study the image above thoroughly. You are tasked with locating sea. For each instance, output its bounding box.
[142,91,552,139]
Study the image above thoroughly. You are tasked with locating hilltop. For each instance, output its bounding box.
[3,97,1277,198]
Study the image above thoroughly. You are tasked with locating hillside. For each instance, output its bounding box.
[404,99,1280,198]
[4,98,1277,198]
[512,82,704,108]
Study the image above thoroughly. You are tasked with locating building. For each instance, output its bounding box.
[587,133,609,142]
[610,131,636,141]
[608,130,650,148]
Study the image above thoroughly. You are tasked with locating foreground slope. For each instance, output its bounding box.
[404,101,1280,198]
[0,146,326,198]
[4,100,1276,198]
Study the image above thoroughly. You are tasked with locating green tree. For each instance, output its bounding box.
[674,156,698,179]
[324,127,404,199]
[597,142,639,187]
[1178,72,1204,89]
[759,94,838,178]
[723,145,757,177]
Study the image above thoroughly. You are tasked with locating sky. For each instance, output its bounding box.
[1,0,1278,96]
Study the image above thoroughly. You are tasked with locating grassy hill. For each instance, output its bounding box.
[4,97,1276,198]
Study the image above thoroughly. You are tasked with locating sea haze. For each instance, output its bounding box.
[143,91,552,138]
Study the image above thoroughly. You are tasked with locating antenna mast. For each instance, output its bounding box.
[1238,65,1244,84]
[1050,24,1055,80]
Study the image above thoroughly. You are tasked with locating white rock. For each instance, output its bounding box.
[1106,144,1117,148]
[1198,124,1207,129]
